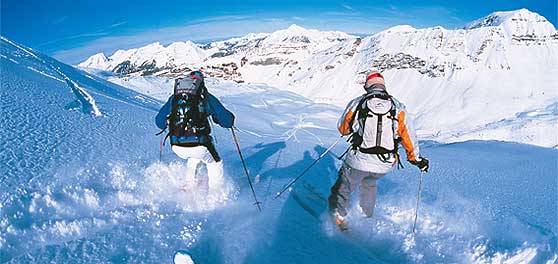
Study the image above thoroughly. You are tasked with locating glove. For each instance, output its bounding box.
[410,157,429,172]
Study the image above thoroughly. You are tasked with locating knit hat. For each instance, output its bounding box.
[189,70,204,80]
[364,71,385,89]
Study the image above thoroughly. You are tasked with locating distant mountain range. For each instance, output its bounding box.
[78,8,558,147]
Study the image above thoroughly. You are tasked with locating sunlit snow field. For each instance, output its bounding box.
[1,38,557,263]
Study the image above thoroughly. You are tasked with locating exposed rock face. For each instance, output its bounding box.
[250,58,284,66]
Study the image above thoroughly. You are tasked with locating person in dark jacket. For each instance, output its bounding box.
[155,71,235,193]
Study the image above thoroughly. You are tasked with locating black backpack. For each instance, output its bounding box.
[168,76,211,147]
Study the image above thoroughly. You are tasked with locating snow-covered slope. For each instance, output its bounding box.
[78,9,558,148]
[2,37,557,263]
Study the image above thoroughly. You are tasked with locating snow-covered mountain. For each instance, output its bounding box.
[79,9,558,148]
[78,24,354,81]
[3,36,557,264]
[79,9,557,96]
[464,8,557,35]
[79,41,210,75]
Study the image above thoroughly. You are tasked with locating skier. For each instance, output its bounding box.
[155,71,235,193]
[329,71,429,230]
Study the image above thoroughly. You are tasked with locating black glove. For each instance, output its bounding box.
[410,157,429,172]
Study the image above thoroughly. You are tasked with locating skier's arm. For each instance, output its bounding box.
[337,97,361,135]
[155,96,172,130]
[396,109,421,162]
[206,93,235,128]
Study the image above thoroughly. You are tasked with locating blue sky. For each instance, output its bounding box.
[2,0,556,64]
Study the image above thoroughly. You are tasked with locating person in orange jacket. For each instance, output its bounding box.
[328,71,429,230]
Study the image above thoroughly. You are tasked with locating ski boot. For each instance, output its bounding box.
[332,210,349,232]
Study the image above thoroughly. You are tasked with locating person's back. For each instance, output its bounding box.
[155,71,235,194]
[329,71,429,230]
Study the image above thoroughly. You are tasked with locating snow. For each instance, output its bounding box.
[78,53,108,69]
[260,24,353,49]
[464,8,557,37]
[2,36,557,263]
[78,41,209,71]
[384,25,417,33]
[174,250,195,264]
[25,66,64,82]
[106,74,174,100]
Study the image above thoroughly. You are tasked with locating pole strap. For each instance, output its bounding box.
[155,128,167,136]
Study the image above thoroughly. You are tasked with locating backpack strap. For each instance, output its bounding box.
[347,94,369,133]
[387,97,405,169]
[155,128,166,136]
[347,93,374,150]
[374,112,383,147]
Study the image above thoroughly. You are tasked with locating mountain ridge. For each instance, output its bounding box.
[78,9,557,88]
[75,8,558,148]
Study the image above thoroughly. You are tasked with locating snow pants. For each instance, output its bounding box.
[328,163,385,218]
[171,145,225,191]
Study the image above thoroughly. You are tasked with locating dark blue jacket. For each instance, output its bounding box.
[155,93,235,130]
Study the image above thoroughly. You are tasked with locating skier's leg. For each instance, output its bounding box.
[186,157,200,175]
[328,164,365,217]
[205,140,221,162]
[172,145,212,191]
[359,172,385,218]
[197,145,225,192]
[195,161,209,197]
[359,176,377,218]
[185,158,203,190]
[206,160,225,191]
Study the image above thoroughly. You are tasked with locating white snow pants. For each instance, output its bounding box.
[171,145,225,191]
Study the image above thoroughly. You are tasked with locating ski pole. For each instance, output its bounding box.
[275,136,343,199]
[338,145,351,160]
[412,171,425,234]
[231,128,262,212]
[159,135,163,163]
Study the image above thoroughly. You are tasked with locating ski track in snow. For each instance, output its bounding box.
[1,38,557,263]
[1,36,102,117]
[60,74,103,117]
[25,66,65,83]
